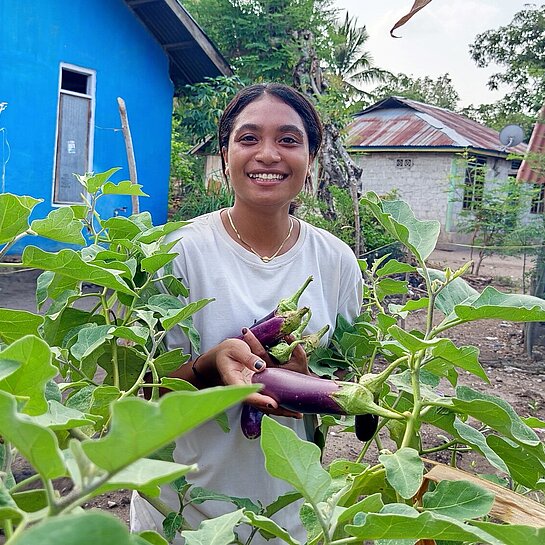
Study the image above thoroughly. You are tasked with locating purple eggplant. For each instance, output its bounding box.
[355,413,379,442]
[241,403,265,439]
[252,276,313,327]
[251,368,403,419]
[236,307,309,348]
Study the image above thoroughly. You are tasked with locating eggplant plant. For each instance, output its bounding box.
[1,181,545,545]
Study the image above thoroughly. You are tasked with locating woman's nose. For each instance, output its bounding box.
[255,141,281,163]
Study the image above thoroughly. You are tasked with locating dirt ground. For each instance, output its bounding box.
[3,245,545,529]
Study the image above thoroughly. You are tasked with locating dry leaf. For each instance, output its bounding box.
[390,0,433,37]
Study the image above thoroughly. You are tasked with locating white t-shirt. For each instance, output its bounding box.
[130,210,363,544]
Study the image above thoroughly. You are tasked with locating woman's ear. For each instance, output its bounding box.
[222,146,229,176]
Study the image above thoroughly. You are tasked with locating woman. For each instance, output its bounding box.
[130,83,363,544]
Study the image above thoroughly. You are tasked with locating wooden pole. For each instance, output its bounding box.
[117,97,139,214]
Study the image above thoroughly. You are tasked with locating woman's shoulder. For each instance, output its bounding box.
[300,219,357,259]
[166,210,221,246]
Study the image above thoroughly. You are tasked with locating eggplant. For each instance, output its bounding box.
[241,403,264,439]
[251,368,403,419]
[236,307,309,348]
[252,276,313,327]
[355,413,379,442]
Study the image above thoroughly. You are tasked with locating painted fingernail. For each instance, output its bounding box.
[267,403,274,409]
[242,327,248,334]
[254,360,264,370]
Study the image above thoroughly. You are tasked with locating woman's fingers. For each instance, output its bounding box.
[241,327,273,365]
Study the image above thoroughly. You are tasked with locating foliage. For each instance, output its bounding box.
[461,102,535,137]
[182,0,338,84]
[295,186,403,261]
[469,4,545,118]
[2,174,545,544]
[449,154,544,276]
[371,72,460,110]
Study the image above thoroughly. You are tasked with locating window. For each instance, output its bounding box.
[395,158,413,168]
[52,64,95,204]
[462,156,487,210]
[531,184,545,214]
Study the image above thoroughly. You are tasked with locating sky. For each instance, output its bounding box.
[332,0,536,107]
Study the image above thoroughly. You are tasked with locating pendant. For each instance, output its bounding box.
[261,256,271,263]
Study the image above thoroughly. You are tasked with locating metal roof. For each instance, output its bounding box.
[346,96,527,157]
[123,0,232,89]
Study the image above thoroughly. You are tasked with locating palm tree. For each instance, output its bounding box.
[329,14,391,103]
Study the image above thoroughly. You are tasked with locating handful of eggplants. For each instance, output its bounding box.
[236,276,388,441]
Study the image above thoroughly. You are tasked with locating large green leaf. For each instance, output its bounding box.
[0,335,57,415]
[70,325,114,360]
[0,193,41,244]
[30,400,97,430]
[428,341,488,382]
[243,512,301,545]
[42,307,105,347]
[0,391,66,480]
[0,309,43,344]
[160,299,214,332]
[362,192,440,262]
[378,447,424,499]
[346,505,503,544]
[102,180,148,196]
[0,479,22,524]
[455,287,545,323]
[96,345,147,391]
[427,269,478,318]
[136,221,188,244]
[22,247,135,295]
[82,386,256,472]
[452,386,541,447]
[30,207,85,245]
[422,480,494,520]
[471,521,545,545]
[77,167,121,194]
[189,487,259,513]
[181,509,244,545]
[261,416,331,503]
[10,511,140,545]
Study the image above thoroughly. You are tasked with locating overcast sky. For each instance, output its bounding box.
[332,0,536,107]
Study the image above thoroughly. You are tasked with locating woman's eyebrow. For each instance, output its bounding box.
[279,125,305,138]
[233,123,305,138]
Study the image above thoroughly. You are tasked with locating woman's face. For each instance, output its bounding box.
[222,94,312,210]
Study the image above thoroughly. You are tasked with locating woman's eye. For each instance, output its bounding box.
[239,134,257,142]
[280,136,298,144]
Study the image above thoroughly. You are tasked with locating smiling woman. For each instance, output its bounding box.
[129,83,363,544]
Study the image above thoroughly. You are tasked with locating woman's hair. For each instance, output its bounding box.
[218,83,323,179]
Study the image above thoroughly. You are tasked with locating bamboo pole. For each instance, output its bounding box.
[117,97,139,215]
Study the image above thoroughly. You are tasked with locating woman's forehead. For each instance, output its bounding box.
[232,95,306,133]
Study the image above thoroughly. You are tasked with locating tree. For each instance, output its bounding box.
[182,0,338,84]
[372,72,460,110]
[326,13,391,104]
[469,4,545,117]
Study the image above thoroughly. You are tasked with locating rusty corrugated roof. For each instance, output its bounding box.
[517,103,545,184]
[346,96,527,157]
[124,0,232,89]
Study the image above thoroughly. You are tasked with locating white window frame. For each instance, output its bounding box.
[51,63,96,205]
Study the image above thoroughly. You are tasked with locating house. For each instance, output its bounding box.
[0,0,231,252]
[345,96,528,243]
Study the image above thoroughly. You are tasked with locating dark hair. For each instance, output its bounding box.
[218,83,323,179]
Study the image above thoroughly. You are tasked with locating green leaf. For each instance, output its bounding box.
[70,325,114,360]
[376,278,408,301]
[162,512,183,542]
[78,167,122,194]
[0,193,41,244]
[379,447,424,499]
[0,359,20,381]
[0,309,43,344]
[0,391,66,480]
[141,253,177,275]
[0,335,57,415]
[189,486,260,513]
[452,386,541,446]
[31,207,85,245]
[30,400,97,430]
[427,269,478,317]
[102,180,149,196]
[0,479,22,524]
[42,307,105,347]
[455,286,545,323]
[136,221,188,244]
[82,386,257,472]
[96,345,147,391]
[362,192,440,262]
[95,458,196,497]
[22,247,135,295]
[11,489,48,513]
[388,325,442,353]
[471,521,545,545]
[429,341,488,382]
[346,507,504,544]
[244,512,301,545]
[181,509,244,545]
[10,511,137,545]
[154,349,189,376]
[422,480,494,520]
[112,325,150,346]
[136,531,169,545]
[376,259,417,278]
[261,416,331,503]
[160,299,214,331]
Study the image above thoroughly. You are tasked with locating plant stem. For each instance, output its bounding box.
[401,354,423,449]
[9,472,42,493]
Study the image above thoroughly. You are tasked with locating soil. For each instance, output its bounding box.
[3,246,545,530]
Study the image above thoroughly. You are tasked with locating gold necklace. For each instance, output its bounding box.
[226,208,294,263]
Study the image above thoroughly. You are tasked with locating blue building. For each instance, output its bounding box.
[0,0,231,251]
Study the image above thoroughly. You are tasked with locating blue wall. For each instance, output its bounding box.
[0,0,174,252]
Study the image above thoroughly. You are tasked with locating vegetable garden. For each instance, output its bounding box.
[1,169,545,544]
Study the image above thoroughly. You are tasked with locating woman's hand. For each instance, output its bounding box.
[207,337,303,419]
